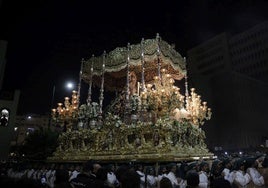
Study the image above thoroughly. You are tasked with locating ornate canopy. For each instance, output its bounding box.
[81,35,187,91]
[49,34,213,163]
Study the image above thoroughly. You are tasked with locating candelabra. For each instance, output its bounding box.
[140,68,184,118]
[136,68,212,126]
[185,88,212,125]
[51,90,79,127]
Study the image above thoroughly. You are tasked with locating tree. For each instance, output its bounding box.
[18,128,59,161]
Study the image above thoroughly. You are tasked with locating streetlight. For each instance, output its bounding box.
[48,81,75,128]
[66,82,74,90]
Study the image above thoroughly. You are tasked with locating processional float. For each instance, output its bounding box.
[48,34,213,162]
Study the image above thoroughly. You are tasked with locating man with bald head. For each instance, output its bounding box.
[70,160,101,188]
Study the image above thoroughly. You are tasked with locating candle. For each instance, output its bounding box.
[137,82,140,95]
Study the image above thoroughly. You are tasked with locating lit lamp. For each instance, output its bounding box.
[51,90,79,127]
[142,68,212,126]
[185,88,212,125]
[51,83,79,127]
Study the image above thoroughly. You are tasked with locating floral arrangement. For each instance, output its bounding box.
[130,94,141,114]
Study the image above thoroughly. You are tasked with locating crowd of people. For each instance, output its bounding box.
[0,152,268,188]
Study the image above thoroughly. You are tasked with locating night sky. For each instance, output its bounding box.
[1,0,268,115]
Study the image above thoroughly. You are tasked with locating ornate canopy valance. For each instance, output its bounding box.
[81,35,187,91]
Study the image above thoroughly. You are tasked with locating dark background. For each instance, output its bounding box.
[1,0,268,115]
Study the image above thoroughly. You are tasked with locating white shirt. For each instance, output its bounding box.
[69,170,80,181]
[166,171,179,187]
[233,170,251,187]
[46,169,55,188]
[136,170,145,188]
[49,170,56,188]
[27,169,35,179]
[146,174,157,188]
[107,171,119,187]
[157,174,167,182]
[199,171,208,188]
[223,168,236,184]
[247,167,264,187]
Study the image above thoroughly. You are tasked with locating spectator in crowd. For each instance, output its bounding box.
[166,163,181,188]
[120,169,141,188]
[145,166,157,188]
[222,158,235,185]
[259,156,268,186]
[157,165,168,182]
[115,164,129,186]
[70,160,101,187]
[233,158,251,187]
[246,157,264,187]
[209,159,231,188]
[106,164,119,187]
[186,170,200,188]
[69,164,81,181]
[93,167,110,188]
[160,176,173,188]
[54,168,73,188]
[135,163,145,188]
[198,161,210,188]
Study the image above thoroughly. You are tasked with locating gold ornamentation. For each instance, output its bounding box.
[48,36,213,162]
[51,90,79,128]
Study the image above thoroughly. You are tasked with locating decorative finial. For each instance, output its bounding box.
[141,38,145,92]
[184,57,189,98]
[156,33,161,79]
[77,58,85,106]
[126,43,131,101]
[87,54,95,106]
[99,51,106,115]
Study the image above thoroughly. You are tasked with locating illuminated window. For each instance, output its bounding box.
[0,108,9,127]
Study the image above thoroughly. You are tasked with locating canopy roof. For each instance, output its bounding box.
[81,35,187,91]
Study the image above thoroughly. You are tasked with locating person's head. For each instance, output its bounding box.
[146,166,155,175]
[168,163,177,173]
[115,164,130,183]
[96,167,108,181]
[93,163,101,174]
[74,164,81,172]
[49,163,56,170]
[55,169,69,184]
[223,158,232,169]
[129,71,137,83]
[177,162,189,180]
[234,158,246,171]
[135,163,143,172]
[186,170,199,187]
[160,177,173,188]
[159,165,167,175]
[120,169,140,188]
[106,164,115,172]
[83,160,101,174]
[262,156,268,168]
[199,161,209,173]
[188,161,199,172]
[82,161,93,174]
[255,156,266,168]
[211,160,224,177]
[245,157,260,170]
[68,164,75,172]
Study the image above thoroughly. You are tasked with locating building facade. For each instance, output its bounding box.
[0,40,21,160]
[11,115,51,146]
[0,90,20,160]
[187,22,268,151]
